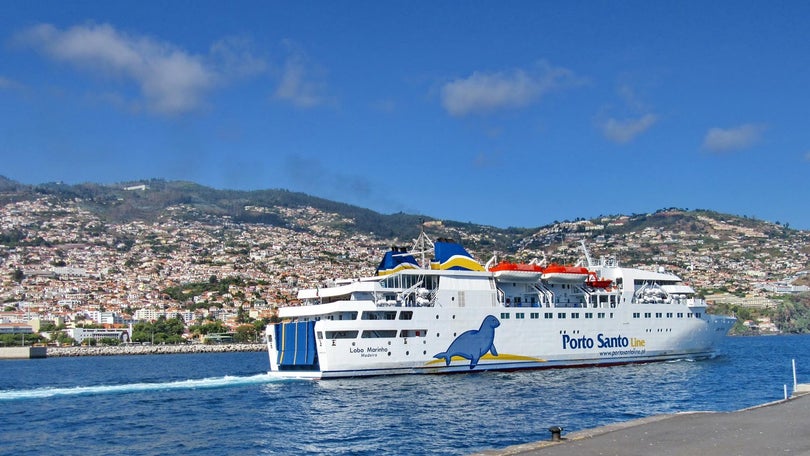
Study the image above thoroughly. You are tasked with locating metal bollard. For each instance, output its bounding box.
[548,426,563,442]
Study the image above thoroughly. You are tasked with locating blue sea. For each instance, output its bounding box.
[1,335,808,456]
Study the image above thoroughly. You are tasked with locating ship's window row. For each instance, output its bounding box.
[632,312,696,318]
[497,311,613,319]
[321,310,414,321]
[361,311,397,320]
[362,330,397,338]
[321,329,427,339]
[324,330,359,339]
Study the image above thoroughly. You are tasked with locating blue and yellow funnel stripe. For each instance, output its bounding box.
[432,239,484,271]
[376,247,420,276]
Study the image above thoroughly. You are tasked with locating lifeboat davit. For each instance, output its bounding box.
[541,264,590,284]
[489,261,544,281]
[586,271,613,288]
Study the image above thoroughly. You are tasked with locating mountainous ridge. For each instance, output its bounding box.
[1,175,800,244]
[1,175,808,294]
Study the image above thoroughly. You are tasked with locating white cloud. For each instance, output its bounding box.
[14,23,265,115]
[209,36,267,79]
[600,114,657,144]
[440,61,583,116]
[0,76,24,90]
[616,84,649,112]
[596,83,658,144]
[370,98,396,113]
[472,149,503,169]
[274,40,330,109]
[702,124,766,153]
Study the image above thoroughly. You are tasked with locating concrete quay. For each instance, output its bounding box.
[0,346,47,359]
[476,389,810,456]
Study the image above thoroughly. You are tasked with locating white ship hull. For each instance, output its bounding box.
[267,303,734,379]
[266,238,735,379]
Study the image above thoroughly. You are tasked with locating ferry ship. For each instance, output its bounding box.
[266,233,735,378]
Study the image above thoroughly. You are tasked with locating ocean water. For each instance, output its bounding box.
[1,335,808,456]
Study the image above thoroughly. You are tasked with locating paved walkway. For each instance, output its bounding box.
[476,390,810,456]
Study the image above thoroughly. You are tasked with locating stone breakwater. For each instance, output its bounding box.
[47,343,266,357]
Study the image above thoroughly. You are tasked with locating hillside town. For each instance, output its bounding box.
[1,193,809,346]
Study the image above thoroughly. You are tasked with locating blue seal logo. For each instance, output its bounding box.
[433,315,500,369]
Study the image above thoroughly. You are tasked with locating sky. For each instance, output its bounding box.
[1,1,809,229]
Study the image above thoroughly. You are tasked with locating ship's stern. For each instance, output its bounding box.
[266,321,323,378]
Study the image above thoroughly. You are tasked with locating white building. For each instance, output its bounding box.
[67,327,132,344]
[86,311,123,325]
[134,308,163,321]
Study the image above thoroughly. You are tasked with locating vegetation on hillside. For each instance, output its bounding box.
[162,275,251,303]
[131,316,186,344]
[710,293,810,335]
[772,294,810,333]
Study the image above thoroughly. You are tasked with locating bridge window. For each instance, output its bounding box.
[361,330,397,338]
[362,311,397,320]
[326,331,358,339]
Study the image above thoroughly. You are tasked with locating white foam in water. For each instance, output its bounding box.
[0,373,280,401]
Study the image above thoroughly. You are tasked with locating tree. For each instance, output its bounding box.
[132,316,186,344]
[234,324,257,343]
[189,320,227,337]
[53,331,75,346]
[12,268,24,283]
[236,306,251,324]
[772,295,810,333]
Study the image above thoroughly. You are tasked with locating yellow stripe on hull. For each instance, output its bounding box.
[424,353,546,366]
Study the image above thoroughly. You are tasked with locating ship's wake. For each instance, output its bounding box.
[0,373,281,401]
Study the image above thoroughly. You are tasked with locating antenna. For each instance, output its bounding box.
[411,218,434,268]
[580,240,594,268]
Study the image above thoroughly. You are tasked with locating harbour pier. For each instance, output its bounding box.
[475,386,810,456]
[0,346,47,359]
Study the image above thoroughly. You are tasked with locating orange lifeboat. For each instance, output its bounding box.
[541,264,590,284]
[489,261,544,281]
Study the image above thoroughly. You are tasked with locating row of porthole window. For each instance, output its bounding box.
[501,312,613,320]
[632,312,700,318]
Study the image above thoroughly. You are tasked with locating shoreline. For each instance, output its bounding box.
[45,343,266,357]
